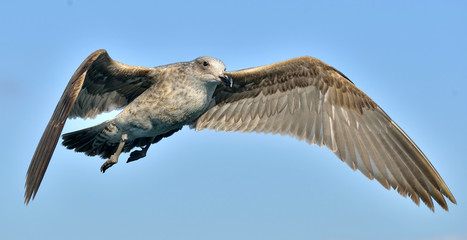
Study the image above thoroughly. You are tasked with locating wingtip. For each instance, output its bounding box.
[24,197,31,206]
[24,175,38,205]
[23,188,34,206]
[445,190,457,205]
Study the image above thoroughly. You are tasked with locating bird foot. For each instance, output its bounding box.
[100,134,128,173]
[127,149,147,163]
[127,137,154,163]
[100,156,117,173]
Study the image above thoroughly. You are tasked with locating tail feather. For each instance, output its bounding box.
[62,122,117,158]
[62,123,183,161]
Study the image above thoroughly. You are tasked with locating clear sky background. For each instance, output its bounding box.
[1,1,466,239]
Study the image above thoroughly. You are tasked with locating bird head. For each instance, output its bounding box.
[193,56,233,87]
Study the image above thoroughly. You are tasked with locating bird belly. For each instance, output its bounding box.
[115,86,211,140]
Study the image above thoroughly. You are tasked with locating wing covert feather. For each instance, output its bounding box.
[195,56,456,211]
[69,50,157,118]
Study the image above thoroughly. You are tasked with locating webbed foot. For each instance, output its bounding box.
[127,136,154,163]
[127,149,147,163]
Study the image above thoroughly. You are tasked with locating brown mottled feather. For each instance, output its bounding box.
[70,51,156,119]
[25,50,157,204]
[196,56,456,211]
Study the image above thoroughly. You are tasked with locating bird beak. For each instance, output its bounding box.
[219,73,233,87]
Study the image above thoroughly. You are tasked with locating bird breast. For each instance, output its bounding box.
[118,79,216,131]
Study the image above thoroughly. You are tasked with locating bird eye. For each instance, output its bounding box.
[203,61,209,66]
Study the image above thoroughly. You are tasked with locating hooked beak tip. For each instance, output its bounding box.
[219,74,233,87]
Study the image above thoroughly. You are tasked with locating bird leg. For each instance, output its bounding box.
[100,134,128,173]
[127,136,155,163]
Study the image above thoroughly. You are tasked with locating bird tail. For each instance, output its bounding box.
[62,121,119,159]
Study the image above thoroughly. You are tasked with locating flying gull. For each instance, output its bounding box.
[25,49,456,211]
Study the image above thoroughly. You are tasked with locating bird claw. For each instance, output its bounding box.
[100,162,115,173]
[100,157,117,173]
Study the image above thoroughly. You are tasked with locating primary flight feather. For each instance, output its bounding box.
[25,49,456,211]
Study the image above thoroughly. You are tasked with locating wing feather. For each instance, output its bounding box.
[69,50,157,118]
[195,56,456,211]
[25,50,158,204]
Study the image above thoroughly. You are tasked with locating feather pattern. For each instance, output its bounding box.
[196,56,456,211]
[69,51,158,119]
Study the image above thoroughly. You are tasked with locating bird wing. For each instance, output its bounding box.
[195,56,456,211]
[25,49,157,204]
[70,50,157,119]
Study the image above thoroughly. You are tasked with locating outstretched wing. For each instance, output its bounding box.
[25,49,157,204]
[195,56,456,211]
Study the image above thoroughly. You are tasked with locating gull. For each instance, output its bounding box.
[25,49,456,211]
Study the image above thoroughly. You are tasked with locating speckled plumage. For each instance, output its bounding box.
[25,50,456,212]
[101,59,223,142]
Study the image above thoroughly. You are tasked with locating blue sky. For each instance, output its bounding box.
[1,0,466,239]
